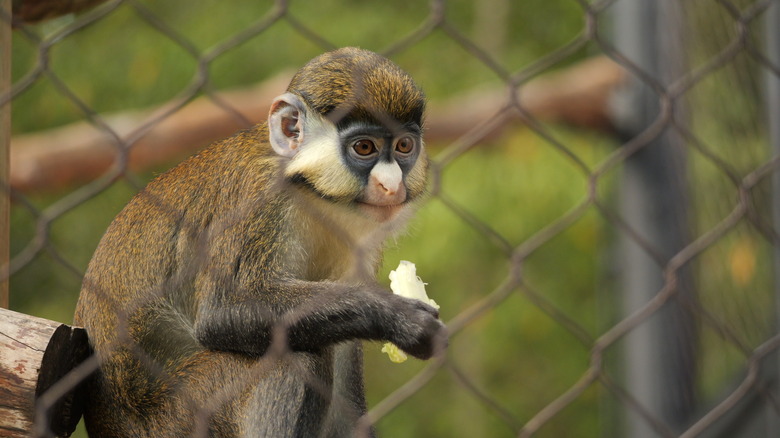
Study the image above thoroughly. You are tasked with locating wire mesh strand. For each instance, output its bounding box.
[4,0,780,437]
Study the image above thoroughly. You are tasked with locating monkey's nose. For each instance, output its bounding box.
[364,176,406,207]
[378,181,398,196]
[367,161,404,204]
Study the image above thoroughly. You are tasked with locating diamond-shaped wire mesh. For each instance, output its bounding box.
[2,0,780,437]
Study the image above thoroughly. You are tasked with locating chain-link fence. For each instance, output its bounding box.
[2,0,780,437]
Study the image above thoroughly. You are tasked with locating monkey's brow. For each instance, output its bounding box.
[338,120,420,139]
[401,122,422,136]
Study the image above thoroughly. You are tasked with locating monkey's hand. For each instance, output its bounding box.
[382,261,446,362]
[383,295,446,361]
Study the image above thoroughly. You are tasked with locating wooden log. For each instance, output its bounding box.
[12,0,109,24]
[9,56,626,194]
[10,72,292,194]
[0,308,91,437]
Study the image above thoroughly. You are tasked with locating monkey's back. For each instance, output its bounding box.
[74,124,290,437]
[73,47,437,438]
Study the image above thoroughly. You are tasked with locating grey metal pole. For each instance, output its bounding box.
[0,0,10,309]
[611,0,696,436]
[768,0,780,436]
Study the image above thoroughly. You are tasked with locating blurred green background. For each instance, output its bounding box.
[8,0,773,437]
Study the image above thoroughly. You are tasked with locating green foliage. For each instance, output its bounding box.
[367,127,613,437]
[8,1,617,437]
[11,0,590,134]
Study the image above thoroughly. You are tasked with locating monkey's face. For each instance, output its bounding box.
[268,48,428,224]
[339,119,427,222]
[271,96,428,223]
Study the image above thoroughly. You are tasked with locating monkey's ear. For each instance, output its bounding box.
[269,93,306,158]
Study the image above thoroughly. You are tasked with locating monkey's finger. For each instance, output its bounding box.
[400,317,447,360]
[411,299,439,320]
[389,294,440,319]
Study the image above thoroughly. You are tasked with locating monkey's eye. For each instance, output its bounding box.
[352,139,377,157]
[395,137,415,155]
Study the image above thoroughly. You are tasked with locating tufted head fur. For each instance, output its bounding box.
[286,47,426,129]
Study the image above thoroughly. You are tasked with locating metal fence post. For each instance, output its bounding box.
[769,0,780,436]
[0,0,10,309]
[611,0,696,436]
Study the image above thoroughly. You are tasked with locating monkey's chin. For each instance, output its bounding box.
[356,202,405,223]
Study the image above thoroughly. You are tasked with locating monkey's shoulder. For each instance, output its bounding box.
[161,124,275,180]
[137,124,276,197]
[103,124,280,235]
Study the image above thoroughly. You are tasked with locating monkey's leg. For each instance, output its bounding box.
[320,341,376,438]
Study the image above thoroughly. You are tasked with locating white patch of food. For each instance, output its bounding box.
[382,260,438,363]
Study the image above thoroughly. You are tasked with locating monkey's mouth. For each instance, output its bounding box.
[355,201,405,222]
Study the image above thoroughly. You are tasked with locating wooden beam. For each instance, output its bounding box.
[12,0,109,24]
[9,56,625,194]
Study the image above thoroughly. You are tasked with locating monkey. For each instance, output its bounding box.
[73,47,447,437]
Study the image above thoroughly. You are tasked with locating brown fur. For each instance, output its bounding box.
[288,47,426,127]
[74,48,443,437]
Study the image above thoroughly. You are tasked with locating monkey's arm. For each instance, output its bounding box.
[194,280,445,360]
